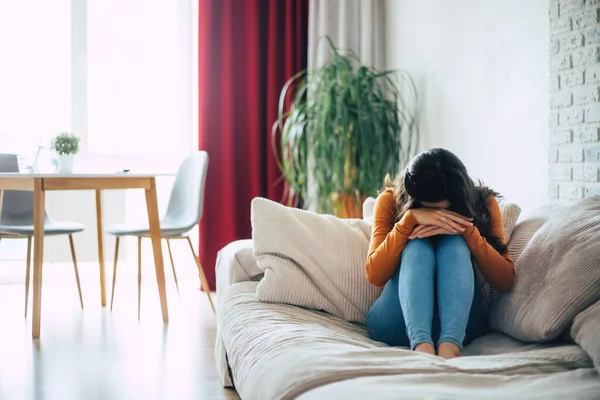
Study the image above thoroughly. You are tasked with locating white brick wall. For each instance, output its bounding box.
[550,0,600,200]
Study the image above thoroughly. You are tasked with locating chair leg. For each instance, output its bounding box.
[24,236,32,317]
[110,237,120,310]
[137,237,142,320]
[69,235,84,309]
[185,236,215,313]
[165,238,179,294]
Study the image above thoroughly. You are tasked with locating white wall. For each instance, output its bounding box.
[385,0,549,214]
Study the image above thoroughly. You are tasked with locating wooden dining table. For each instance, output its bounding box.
[0,173,169,338]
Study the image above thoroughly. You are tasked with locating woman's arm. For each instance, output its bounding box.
[365,190,418,287]
[462,196,515,292]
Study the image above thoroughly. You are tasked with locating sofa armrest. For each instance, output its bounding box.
[214,239,261,387]
[215,239,262,308]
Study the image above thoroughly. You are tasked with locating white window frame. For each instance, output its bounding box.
[0,1,199,262]
[71,0,198,174]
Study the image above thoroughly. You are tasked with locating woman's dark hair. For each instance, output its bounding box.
[383,148,507,255]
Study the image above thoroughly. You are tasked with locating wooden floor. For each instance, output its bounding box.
[0,269,240,400]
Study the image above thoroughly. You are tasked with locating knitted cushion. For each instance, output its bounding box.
[490,196,600,341]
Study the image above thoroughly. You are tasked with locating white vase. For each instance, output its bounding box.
[57,154,75,174]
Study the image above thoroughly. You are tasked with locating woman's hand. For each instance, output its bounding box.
[409,225,456,239]
[409,208,473,234]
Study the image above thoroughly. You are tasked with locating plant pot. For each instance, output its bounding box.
[330,193,365,219]
[57,154,75,174]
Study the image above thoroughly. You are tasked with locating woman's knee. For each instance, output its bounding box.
[436,235,469,258]
[404,238,435,252]
[402,238,435,266]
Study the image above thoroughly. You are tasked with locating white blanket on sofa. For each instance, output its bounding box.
[299,369,600,400]
[220,282,600,400]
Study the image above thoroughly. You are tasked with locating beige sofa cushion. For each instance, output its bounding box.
[252,197,381,324]
[498,202,521,243]
[490,196,600,342]
[506,204,563,262]
[571,300,600,374]
[486,204,557,304]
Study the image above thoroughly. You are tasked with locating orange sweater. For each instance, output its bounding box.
[365,189,514,292]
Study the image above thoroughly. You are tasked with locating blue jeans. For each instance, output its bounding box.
[366,235,489,350]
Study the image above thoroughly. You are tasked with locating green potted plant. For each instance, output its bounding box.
[273,37,419,217]
[53,132,80,174]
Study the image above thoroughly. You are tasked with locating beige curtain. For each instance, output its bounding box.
[308,0,386,70]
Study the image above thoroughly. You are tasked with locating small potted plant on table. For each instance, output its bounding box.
[53,132,80,174]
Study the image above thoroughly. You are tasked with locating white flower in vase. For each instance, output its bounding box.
[53,132,81,174]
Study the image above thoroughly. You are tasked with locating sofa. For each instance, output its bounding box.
[214,199,600,400]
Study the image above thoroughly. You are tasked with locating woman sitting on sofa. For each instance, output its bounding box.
[365,148,515,359]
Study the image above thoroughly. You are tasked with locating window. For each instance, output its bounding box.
[0,0,71,157]
[88,0,182,156]
[0,0,196,169]
[0,1,198,262]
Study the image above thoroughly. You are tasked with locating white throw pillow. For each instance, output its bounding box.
[252,197,381,324]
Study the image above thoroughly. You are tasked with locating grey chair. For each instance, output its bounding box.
[0,154,85,316]
[106,151,214,318]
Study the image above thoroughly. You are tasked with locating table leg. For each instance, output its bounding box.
[96,190,106,306]
[145,179,168,323]
[32,178,45,338]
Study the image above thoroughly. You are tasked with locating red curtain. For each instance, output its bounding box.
[198,0,309,289]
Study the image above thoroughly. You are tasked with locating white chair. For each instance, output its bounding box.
[0,154,85,315]
[106,152,214,318]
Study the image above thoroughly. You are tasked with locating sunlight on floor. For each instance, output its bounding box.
[0,266,238,399]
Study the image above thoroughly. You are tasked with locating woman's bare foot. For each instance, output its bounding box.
[437,342,461,359]
[414,343,436,356]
